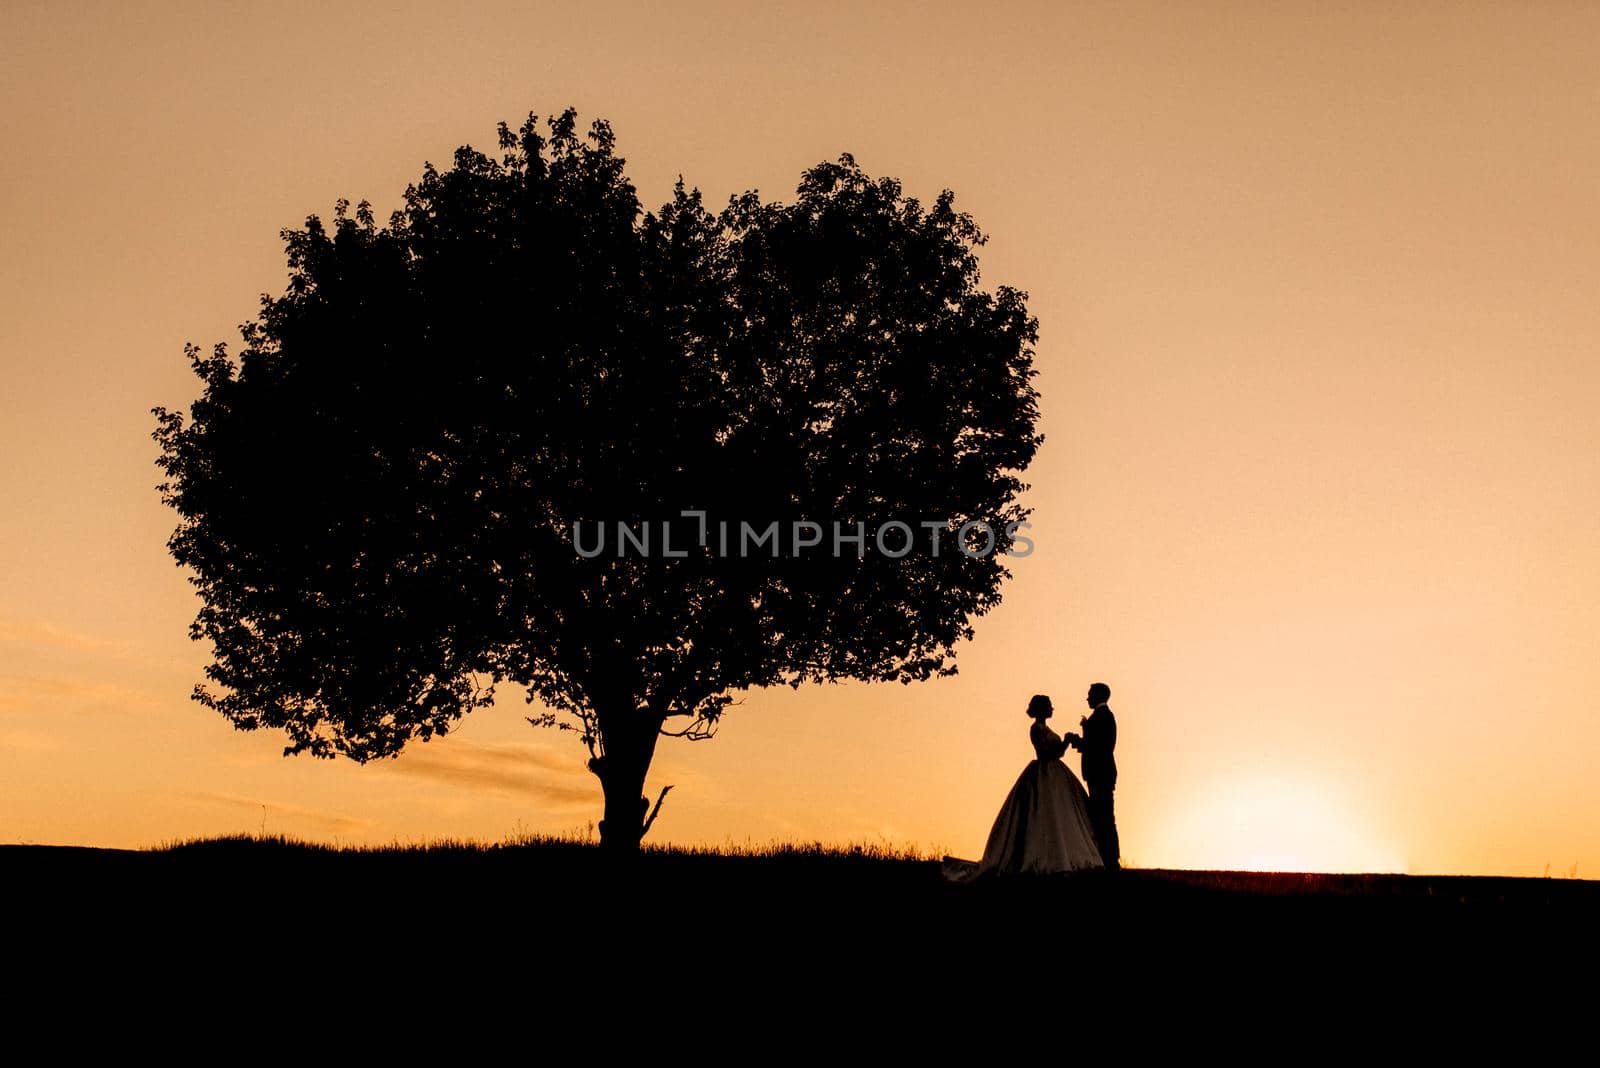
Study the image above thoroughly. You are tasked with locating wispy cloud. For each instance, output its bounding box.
[0,616,187,720]
[385,739,599,809]
[0,618,140,657]
[0,672,166,716]
[186,791,378,835]
[0,727,63,752]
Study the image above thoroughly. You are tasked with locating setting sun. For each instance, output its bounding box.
[1148,777,1406,874]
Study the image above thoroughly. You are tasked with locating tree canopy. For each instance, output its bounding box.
[153,108,1042,849]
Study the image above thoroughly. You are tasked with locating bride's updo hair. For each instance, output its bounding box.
[1027,694,1053,720]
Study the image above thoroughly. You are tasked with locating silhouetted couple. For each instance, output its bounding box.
[943,684,1120,880]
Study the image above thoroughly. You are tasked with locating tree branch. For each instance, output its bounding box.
[640,784,673,839]
[658,717,718,740]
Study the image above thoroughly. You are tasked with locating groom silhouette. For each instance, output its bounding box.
[1065,681,1119,870]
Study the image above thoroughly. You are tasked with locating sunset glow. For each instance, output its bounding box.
[4,2,1599,877]
[1148,778,1406,874]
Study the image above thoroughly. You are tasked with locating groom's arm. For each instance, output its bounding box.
[1081,714,1108,757]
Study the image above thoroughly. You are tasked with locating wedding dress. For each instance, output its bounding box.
[942,719,1105,880]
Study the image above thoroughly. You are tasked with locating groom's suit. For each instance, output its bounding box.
[1078,703,1120,869]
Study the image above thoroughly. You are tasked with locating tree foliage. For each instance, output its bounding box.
[153,108,1041,848]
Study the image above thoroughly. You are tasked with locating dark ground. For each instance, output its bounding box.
[7,836,1595,935]
[5,836,1595,1017]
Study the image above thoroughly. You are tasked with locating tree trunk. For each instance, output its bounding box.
[595,705,662,854]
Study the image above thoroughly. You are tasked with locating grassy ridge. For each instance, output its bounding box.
[6,835,1596,1003]
[7,833,1594,917]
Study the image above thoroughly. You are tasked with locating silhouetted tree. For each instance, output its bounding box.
[153,109,1041,852]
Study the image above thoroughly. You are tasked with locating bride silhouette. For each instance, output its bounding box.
[942,694,1105,880]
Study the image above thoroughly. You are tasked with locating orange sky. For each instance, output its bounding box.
[3,1,1597,876]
